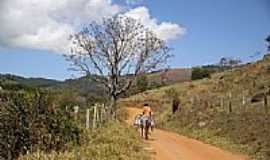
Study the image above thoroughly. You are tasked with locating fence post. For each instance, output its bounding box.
[264,93,268,114]
[190,96,194,107]
[98,104,101,127]
[242,93,246,112]
[92,104,97,129]
[74,105,79,121]
[86,109,90,130]
[220,97,224,108]
[74,147,80,160]
[228,92,232,113]
[100,104,106,124]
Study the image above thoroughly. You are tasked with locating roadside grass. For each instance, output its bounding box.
[19,121,150,160]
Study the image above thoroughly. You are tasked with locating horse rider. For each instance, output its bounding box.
[142,103,154,131]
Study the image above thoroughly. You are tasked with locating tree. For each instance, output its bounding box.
[218,57,241,68]
[191,67,211,80]
[219,57,227,67]
[135,74,148,93]
[66,15,171,116]
[266,35,270,51]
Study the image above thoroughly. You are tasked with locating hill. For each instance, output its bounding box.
[0,68,191,95]
[122,54,270,160]
[148,68,191,85]
[0,74,61,88]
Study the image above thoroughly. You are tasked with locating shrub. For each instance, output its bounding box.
[135,75,149,93]
[191,67,211,80]
[164,88,179,100]
[0,90,80,159]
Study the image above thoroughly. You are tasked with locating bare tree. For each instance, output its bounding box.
[66,15,171,116]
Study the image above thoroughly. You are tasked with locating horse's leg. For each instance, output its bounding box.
[140,125,144,138]
[145,121,149,140]
[145,127,148,140]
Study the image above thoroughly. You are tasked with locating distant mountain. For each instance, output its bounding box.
[0,68,191,94]
[0,74,103,94]
[0,74,61,87]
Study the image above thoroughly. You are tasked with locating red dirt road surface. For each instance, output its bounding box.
[126,107,249,160]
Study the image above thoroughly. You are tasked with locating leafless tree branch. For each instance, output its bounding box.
[65,15,172,113]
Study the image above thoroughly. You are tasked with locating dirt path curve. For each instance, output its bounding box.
[126,107,249,160]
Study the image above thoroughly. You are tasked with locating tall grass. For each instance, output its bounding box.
[19,122,149,160]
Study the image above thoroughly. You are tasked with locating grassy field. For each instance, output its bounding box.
[122,54,270,160]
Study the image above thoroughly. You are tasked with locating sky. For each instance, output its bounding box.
[0,0,269,80]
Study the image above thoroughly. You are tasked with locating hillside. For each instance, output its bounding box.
[147,68,191,85]
[0,74,61,88]
[0,68,191,95]
[122,54,270,160]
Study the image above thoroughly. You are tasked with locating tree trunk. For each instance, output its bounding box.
[109,95,117,119]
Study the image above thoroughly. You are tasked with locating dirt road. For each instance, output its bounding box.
[126,107,249,160]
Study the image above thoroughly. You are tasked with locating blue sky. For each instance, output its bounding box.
[0,0,269,80]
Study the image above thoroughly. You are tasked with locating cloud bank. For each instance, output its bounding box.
[0,0,185,53]
[125,7,185,41]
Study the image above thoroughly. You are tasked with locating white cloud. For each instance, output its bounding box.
[0,0,121,53]
[0,1,184,54]
[126,0,144,5]
[125,7,185,41]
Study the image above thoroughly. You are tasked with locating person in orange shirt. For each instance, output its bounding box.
[142,103,152,117]
[142,103,154,132]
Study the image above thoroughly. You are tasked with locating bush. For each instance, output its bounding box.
[191,67,211,80]
[164,88,179,99]
[0,90,80,159]
[135,75,149,93]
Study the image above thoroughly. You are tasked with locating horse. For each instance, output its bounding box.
[134,114,153,140]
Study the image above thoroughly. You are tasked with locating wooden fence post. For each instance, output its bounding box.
[190,96,194,107]
[86,109,90,130]
[74,147,80,160]
[74,106,79,121]
[228,92,232,113]
[100,104,106,124]
[242,93,246,112]
[264,93,268,114]
[102,104,107,122]
[220,97,224,108]
[92,104,97,129]
[98,104,101,127]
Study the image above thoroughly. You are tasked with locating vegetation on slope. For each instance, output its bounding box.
[0,89,81,159]
[0,81,148,160]
[123,54,270,160]
[18,121,149,160]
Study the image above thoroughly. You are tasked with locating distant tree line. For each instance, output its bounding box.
[191,57,242,80]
